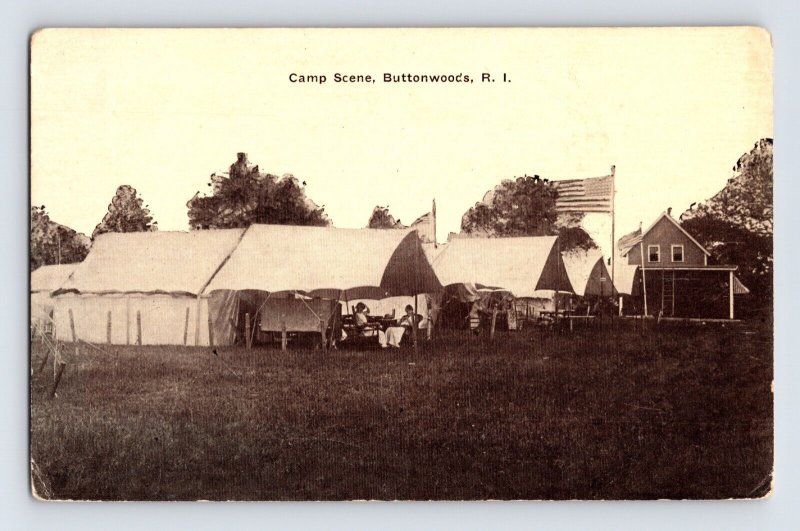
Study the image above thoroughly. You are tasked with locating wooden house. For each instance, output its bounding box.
[618,211,749,319]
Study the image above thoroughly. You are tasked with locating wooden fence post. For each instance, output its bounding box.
[50,362,66,398]
[37,348,50,373]
[183,307,190,346]
[68,309,76,343]
[68,308,80,357]
[490,309,498,340]
[106,311,112,344]
[245,313,252,350]
[320,320,327,352]
[136,311,142,346]
[281,322,287,351]
[207,312,214,348]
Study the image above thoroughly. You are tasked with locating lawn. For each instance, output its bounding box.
[29,319,773,501]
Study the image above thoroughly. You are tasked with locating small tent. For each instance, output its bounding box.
[613,228,644,299]
[30,264,78,334]
[52,229,245,346]
[431,235,573,329]
[562,248,616,298]
[508,249,614,321]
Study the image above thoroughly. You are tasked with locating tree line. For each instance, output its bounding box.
[31,144,774,308]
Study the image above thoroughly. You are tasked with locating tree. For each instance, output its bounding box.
[187,153,331,229]
[93,185,158,239]
[460,175,597,250]
[681,138,773,236]
[680,138,774,309]
[367,206,406,229]
[30,206,90,271]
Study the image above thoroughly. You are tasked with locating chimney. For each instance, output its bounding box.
[667,207,672,217]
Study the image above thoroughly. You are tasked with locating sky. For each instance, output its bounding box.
[31,28,772,258]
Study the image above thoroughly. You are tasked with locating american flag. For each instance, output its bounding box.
[552,174,614,213]
[411,210,435,244]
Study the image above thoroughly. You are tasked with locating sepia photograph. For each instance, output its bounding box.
[29,27,773,501]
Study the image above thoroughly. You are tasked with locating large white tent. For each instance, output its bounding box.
[204,225,441,298]
[31,263,78,333]
[431,235,574,298]
[52,229,245,346]
[50,225,442,347]
[203,225,442,337]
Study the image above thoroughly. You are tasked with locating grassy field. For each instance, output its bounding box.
[30,319,773,501]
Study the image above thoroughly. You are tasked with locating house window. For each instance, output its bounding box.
[672,244,684,263]
[647,245,660,262]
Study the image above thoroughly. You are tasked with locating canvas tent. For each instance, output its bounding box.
[31,264,78,334]
[52,229,245,346]
[347,245,443,330]
[431,235,573,330]
[613,228,644,298]
[205,225,440,297]
[431,235,574,297]
[561,248,616,298]
[203,225,442,338]
[342,242,445,332]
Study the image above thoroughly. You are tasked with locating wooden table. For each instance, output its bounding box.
[540,310,575,331]
[368,317,398,330]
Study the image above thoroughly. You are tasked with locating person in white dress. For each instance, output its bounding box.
[379,305,418,348]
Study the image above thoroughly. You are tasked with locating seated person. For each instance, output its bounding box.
[379,305,420,348]
[353,302,381,337]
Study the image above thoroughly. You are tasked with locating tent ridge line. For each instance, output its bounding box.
[52,289,200,298]
[198,226,251,296]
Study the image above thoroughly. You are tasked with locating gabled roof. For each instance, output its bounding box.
[55,229,246,296]
[432,235,572,298]
[204,225,441,297]
[621,212,710,257]
[30,264,78,293]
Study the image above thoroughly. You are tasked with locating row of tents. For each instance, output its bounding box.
[31,225,621,347]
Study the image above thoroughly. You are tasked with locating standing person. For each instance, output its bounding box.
[468,303,481,335]
[425,292,442,340]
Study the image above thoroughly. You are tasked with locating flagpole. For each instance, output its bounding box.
[639,236,648,317]
[432,198,437,247]
[610,165,616,313]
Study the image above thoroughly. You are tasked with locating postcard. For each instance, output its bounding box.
[30,27,773,501]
